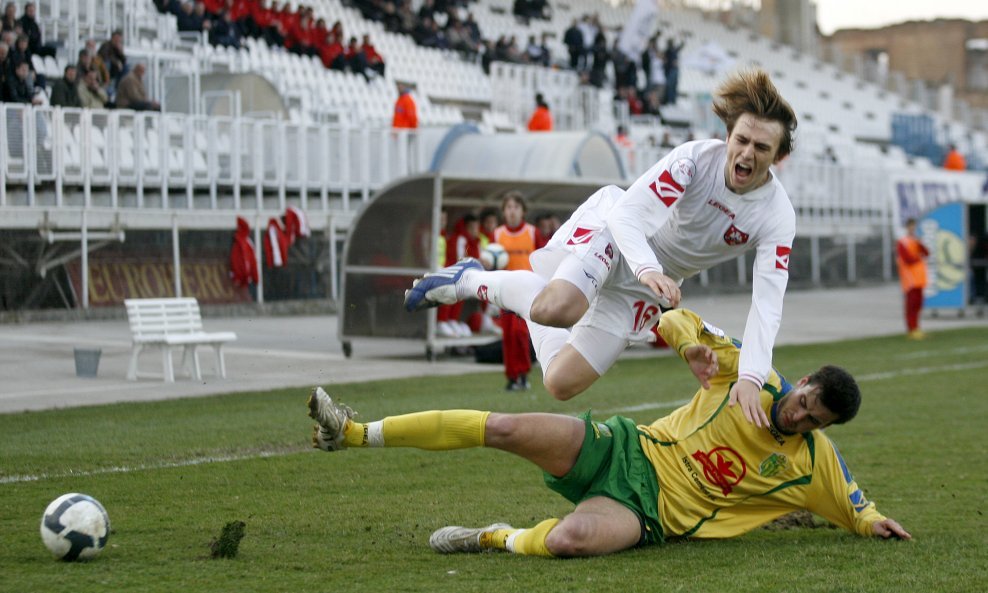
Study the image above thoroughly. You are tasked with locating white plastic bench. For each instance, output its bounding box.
[124,298,237,382]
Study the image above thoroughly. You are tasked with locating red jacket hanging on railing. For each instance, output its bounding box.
[229,216,258,287]
[264,217,290,268]
[284,206,311,245]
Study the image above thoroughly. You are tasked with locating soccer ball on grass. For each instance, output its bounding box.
[40,493,110,561]
[480,243,509,270]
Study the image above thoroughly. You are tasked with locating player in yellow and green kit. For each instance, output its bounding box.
[307,308,911,557]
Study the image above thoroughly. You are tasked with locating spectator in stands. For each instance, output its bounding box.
[286,11,315,56]
[524,34,542,64]
[308,18,329,55]
[578,14,598,71]
[50,65,82,108]
[0,41,9,89]
[530,0,550,20]
[480,39,494,75]
[642,86,663,117]
[527,93,552,132]
[176,1,208,33]
[446,14,478,58]
[512,0,531,25]
[343,36,369,78]
[18,2,53,57]
[563,19,583,71]
[381,1,404,34]
[9,33,43,90]
[589,31,609,88]
[417,0,436,23]
[662,37,684,105]
[260,2,286,47]
[78,67,108,109]
[943,144,966,171]
[464,13,481,48]
[612,36,636,91]
[200,0,223,18]
[210,10,242,48]
[115,63,160,111]
[525,33,550,67]
[4,59,40,103]
[641,34,664,95]
[85,39,110,87]
[318,31,344,70]
[360,34,385,77]
[392,81,418,129]
[1,2,18,34]
[76,47,92,76]
[493,35,521,63]
[98,30,128,85]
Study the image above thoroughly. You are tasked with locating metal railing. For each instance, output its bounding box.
[1,104,430,213]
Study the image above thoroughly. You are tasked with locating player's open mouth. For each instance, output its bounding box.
[734,163,752,183]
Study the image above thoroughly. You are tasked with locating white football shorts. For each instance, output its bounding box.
[528,205,666,375]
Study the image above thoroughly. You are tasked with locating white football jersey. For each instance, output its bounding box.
[603,139,795,388]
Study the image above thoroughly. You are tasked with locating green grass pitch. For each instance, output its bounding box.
[1,328,987,593]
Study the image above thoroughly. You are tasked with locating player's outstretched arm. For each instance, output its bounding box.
[683,345,719,389]
[872,518,912,540]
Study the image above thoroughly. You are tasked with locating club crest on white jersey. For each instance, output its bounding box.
[670,158,696,187]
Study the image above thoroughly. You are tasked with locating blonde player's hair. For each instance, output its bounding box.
[712,68,797,159]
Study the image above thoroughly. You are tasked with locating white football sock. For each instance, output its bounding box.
[455,270,546,320]
[526,319,570,377]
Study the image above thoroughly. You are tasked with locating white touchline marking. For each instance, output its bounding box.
[0,449,298,485]
[857,360,988,382]
[894,344,988,360]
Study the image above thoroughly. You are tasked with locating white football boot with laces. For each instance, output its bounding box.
[307,387,356,451]
[428,523,513,554]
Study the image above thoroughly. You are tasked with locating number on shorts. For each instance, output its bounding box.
[632,300,659,333]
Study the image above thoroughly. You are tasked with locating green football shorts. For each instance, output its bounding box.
[543,410,664,545]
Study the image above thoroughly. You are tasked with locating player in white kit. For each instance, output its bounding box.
[405,69,797,427]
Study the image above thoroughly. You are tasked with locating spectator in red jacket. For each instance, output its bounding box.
[361,33,385,77]
[319,31,344,70]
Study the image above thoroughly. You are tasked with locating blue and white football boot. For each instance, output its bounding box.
[403,258,482,312]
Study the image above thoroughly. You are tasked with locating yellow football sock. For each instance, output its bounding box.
[343,410,489,450]
[342,420,366,448]
[498,518,559,557]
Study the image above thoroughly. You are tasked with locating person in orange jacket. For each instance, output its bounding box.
[392,81,419,129]
[896,218,930,339]
[527,93,552,131]
[942,144,966,171]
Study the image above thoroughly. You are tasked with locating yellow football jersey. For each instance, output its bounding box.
[639,309,886,539]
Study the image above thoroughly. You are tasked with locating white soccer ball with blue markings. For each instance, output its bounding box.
[480,243,509,270]
[40,493,110,561]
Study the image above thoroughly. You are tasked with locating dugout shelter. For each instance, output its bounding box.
[338,126,627,359]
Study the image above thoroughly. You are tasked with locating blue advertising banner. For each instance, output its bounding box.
[920,202,968,310]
